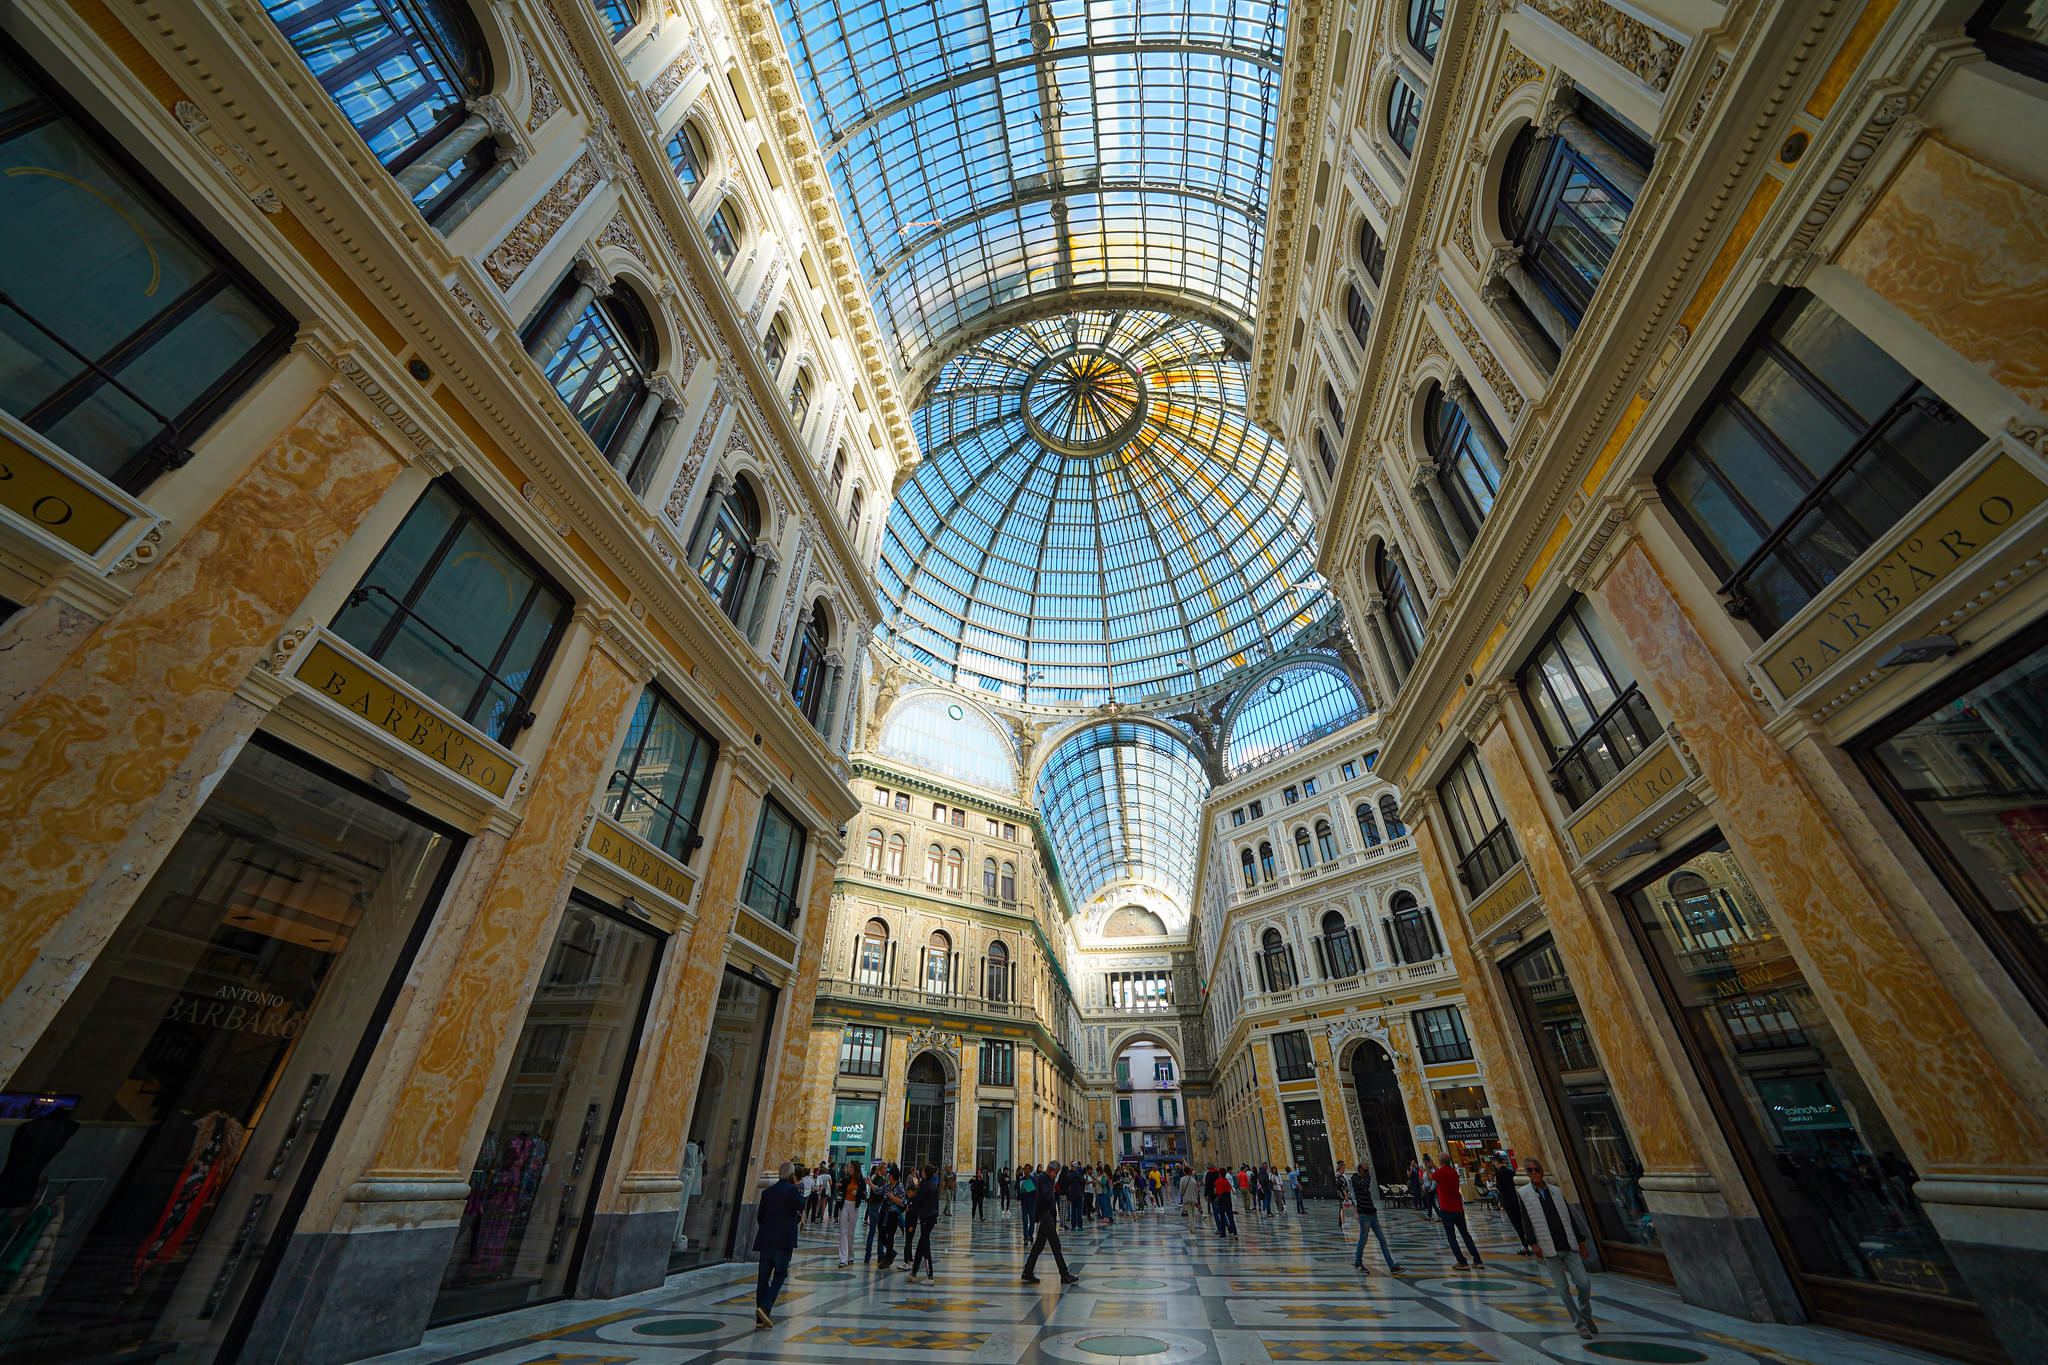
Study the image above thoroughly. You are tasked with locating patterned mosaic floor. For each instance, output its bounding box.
[364,1197,1963,1365]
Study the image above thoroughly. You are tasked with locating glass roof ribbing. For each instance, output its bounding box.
[1034,721,1209,914]
[878,308,1328,706]
[772,0,1284,374]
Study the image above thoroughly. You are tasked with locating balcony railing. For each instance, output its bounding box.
[816,979,1033,1021]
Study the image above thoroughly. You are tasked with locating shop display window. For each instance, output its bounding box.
[673,970,777,1270]
[1621,838,1973,1319]
[0,739,458,1364]
[604,687,717,864]
[1856,630,2048,1028]
[741,799,807,927]
[1502,939,1662,1263]
[431,898,660,1323]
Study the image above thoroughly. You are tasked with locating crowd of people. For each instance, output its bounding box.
[749,1148,1604,1341]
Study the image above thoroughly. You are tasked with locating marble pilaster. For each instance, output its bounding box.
[1310,1028,1358,1167]
[758,849,842,1166]
[1252,1036,1290,1165]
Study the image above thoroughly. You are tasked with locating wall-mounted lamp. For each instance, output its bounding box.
[623,896,652,920]
[1876,635,1959,668]
[1620,836,1661,859]
[1488,930,1522,950]
[371,767,412,801]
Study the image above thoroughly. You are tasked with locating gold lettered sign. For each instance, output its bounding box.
[1757,453,2047,696]
[587,813,698,906]
[732,907,798,962]
[0,429,133,557]
[1466,864,1535,936]
[1565,737,1687,859]
[295,639,517,797]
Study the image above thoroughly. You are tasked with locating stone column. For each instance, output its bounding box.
[1592,535,2048,1351]
[0,395,408,1072]
[955,1041,980,1179]
[1412,458,1470,562]
[783,607,815,687]
[817,653,846,738]
[627,381,687,495]
[1445,373,1510,474]
[393,114,493,195]
[609,378,665,474]
[743,551,782,645]
[1252,1036,1290,1167]
[684,471,728,565]
[878,1030,911,1164]
[525,256,610,362]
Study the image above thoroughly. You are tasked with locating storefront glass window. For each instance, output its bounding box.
[0,740,457,1364]
[975,1108,1012,1176]
[1858,634,2048,1027]
[432,899,659,1322]
[673,970,777,1270]
[830,1098,877,1167]
[1503,940,1661,1256]
[1624,839,1970,1304]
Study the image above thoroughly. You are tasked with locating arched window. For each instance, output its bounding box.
[829,449,846,501]
[705,199,744,268]
[0,47,296,491]
[1325,382,1345,431]
[1388,891,1439,963]
[792,608,830,721]
[763,314,791,374]
[1261,927,1296,990]
[591,0,638,38]
[846,485,864,535]
[1317,430,1336,479]
[926,843,944,883]
[1241,848,1257,888]
[886,833,905,876]
[1407,0,1444,61]
[1425,381,1505,538]
[789,367,813,428]
[945,847,964,890]
[696,479,759,618]
[925,929,952,994]
[1357,218,1386,283]
[865,829,883,872]
[1258,841,1276,882]
[538,280,656,456]
[1387,76,1423,155]
[983,856,998,898]
[856,916,888,983]
[1345,283,1372,346]
[986,939,1010,1001]
[1000,861,1016,901]
[1316,819,1338,862]
[1380,794,1406,838]
[1225,665,1368,771]
[263,0,494,222]
[667,119,711,193]
[1294,827,1314,870]
[1321,908,1360,977]
[1355,802,1382,847]
[1377,543,1425,670]
[1499,103,1654,327]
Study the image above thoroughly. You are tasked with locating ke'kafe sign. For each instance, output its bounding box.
[1755,452,2047,696]
[295,638,518,797]
[1442,1116,1498,1141]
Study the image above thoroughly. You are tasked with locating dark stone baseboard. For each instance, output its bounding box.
[1655,1208,1801,1324]
[577,1208,678,1299]
[1946,1235,2048,1363]
[238,1223,459,1365]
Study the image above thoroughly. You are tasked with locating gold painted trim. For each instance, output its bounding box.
[288,634,522,798]
[1464,865,1536,938]
[585,810,699,910]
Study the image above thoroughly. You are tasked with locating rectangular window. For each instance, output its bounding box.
[933,802,946,821]
[0,47,294,491]
[1519,599,1660,809]
[874,786,890,803]
[978,1039,1015,1086]
[605,687,717,863]
[1658,291,1986,635]
[1272,1029,1315,1081]
[1155,1057,1176,1085]
[330,482,570,744]
[1302,776,1317,795]
[1248,799,1264,817]
[1002,822,1016,840]
[1341,761,1357,780]
[951,807,965,827]
[1118,1097,1133,1127]
[1413,1005,1473,1063]
[987,818,1001,836]
[1284,785,1299,804]
[840,1024,885,1075]
[1364,750,1379,771]
[1232,807,1246,826]
[1160,1097,1178,1127]
[1437,746,1520,894]
[742,798,807,927]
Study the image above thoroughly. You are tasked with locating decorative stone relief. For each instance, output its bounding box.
[644,33,707,114]
[662,383,729,530]
[595,206,652,269]
[519,31,561,132]
[483,149,601,289]
[1434,280,1525,421]
[173,101,282,215]
[770,527,816,658]
[1521,0,1685,92]
[749,254,787,328]
[1487,41,1546,120]
[1685,53,1730,134]
[447,277,491,334]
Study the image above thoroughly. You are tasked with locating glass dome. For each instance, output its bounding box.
[878,308,1328,706]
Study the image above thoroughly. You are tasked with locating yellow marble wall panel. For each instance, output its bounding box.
[1253,1036,1289,1165]
[1596,540,2047,1169]
[1311,1029,1357,1166]
[1680,179,1781,334]
[371,642,640,1176]
[1838,136,2048,416]
[798,1025,838,1162]
[1805,0,1906,119]
[1386,1019,1435,1158]
[623,765,766,1177]
[1477,723,1703,1171]
[954,1042,979,1173]
[1414,817,1539,1155]
[0,395,404,1065]
[758,850,839,1166]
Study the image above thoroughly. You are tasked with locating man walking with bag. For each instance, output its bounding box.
[752,1162,804,1329]
[1517,1158,1597,1339]
[1021,1160,1081,1285]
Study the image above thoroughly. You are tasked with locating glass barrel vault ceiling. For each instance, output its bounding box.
[773,0,1285,375]
[1034,720,1208,915]
[878,309,1328,706]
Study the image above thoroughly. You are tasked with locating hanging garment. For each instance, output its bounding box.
[132,1113,245,1285]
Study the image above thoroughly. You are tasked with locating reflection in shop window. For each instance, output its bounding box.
[605,687,717,863]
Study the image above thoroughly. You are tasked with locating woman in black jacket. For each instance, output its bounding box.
[906,1163,942,1282]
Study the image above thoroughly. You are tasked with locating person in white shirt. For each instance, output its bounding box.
[1516,1158,1596,1338]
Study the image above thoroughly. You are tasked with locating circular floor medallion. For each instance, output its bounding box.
[1585,1343,1710,1364]
[1100,1277,1167,1290]
[797,1270,853,1280]
[1077,1334,1172,1357]
[631,1317,723,1336]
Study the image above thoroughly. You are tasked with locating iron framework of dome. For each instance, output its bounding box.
[877,309,1328,707]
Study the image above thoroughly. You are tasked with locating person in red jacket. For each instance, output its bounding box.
[1431,1154,1485,1267]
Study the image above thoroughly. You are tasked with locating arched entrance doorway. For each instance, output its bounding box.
[1110,1037,1187,1177]
[1350,1040,1415,1182]
[901,1051,950,1170]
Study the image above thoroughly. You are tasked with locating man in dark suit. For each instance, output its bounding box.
[753,1161,805,1328]
[1021,1160,1080,1285]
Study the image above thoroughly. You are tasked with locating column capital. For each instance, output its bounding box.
[647,373,685,408]
[573,252,614,299]
[1444,371,1476,410]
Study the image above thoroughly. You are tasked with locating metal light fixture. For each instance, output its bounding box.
[371,767,412,801]
[1876,635,1960,668]
[1620,836,1660,858]
[1489,930,1522,949]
